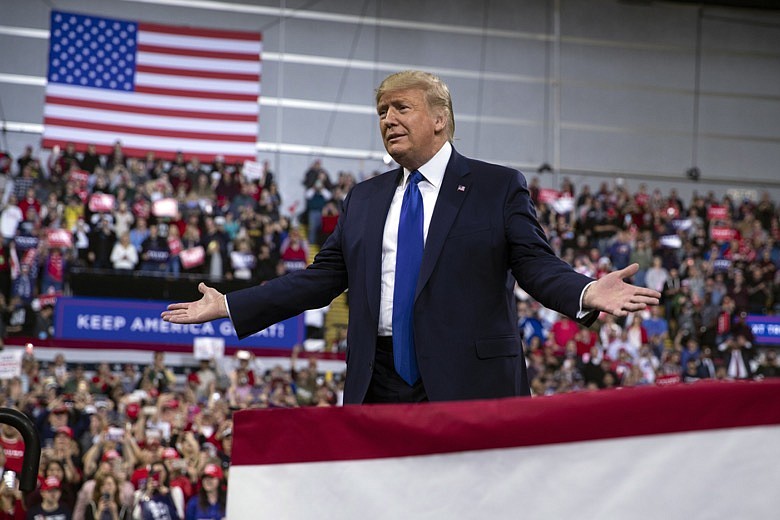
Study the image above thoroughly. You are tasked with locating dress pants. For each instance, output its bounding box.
[363,336,428,403]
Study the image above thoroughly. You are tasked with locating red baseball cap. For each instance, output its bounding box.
[126,402,140,420]
[55,426,73,438]
[41,476,61,491]
[163,399,179,410]
[102,449,121,462]
[161,447,180,460]
[202,463,223,479]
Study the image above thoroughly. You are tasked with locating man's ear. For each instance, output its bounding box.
[433,110,447,133]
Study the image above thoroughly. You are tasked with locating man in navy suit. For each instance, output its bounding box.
[162,70,660,404]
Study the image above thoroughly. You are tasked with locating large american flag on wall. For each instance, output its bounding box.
[43,10,261,162]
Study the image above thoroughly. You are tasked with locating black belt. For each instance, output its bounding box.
[376,336,393,352]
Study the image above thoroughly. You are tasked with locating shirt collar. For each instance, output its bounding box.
[402,141,452,188]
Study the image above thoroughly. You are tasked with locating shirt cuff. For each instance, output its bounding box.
[576,281,596,319]
[224,295,233,322]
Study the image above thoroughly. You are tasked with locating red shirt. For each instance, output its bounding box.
[551,319,579,350]
[0,437,25,474]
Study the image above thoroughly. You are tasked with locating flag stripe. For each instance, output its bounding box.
[46,85,258,114]
[44,117,256,142]
[135,72,259,94]
[232,380,780,466]
[138,43,258,61]
[44,95,258,121]
[43,10,261,162]
[42,139,253,162]
[138,31,262,54]
[228,426,780,519]
[139,22,262,41]
[42,131,256,156]
[136,64,259,82]
[137,51,262,74]
[44,105,257,134]
[133,85,257,101]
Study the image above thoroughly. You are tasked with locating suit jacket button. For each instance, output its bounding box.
[368,361,373,371]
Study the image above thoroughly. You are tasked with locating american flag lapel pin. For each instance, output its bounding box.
[457,185,466,192]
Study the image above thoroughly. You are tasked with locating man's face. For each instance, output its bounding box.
[377,88,445,171]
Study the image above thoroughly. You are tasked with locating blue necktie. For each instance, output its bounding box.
[393,170,424,385]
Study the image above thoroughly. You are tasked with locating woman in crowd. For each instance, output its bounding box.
[85,473,130,520]
[184,464,226,520]
[132,462,183,520]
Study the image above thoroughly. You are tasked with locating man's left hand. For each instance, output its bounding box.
[584,263,661,317]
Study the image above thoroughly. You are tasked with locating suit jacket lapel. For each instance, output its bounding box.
[365,168,403,324]
[416,150,470,300]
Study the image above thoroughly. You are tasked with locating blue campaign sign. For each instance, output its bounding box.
[746,315,780,346]
[54,296,304,349]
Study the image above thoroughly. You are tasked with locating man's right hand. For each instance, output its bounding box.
[161,283,228,324]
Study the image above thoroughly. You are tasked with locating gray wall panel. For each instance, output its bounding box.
[561,45,696,91]
[560,0,697,46]
[561,130,692,175]
[699,97,780,138]
[561,85,694,132]
[699,53,780,97]
[697,138,780,182]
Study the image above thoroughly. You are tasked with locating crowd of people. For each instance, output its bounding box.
[0,141,778,516]
[0,344,337,519]
[520,175,780,393]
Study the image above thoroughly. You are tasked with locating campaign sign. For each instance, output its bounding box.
[69,170,89,188]
[152,198,178,218]
[538,188,560,204]
[89,193,116,213]
[0,350,23,380]
[708,206,728,221]
[180,246,205,269]
[710,227,736,242]
[746,315,780,346]
[55,297,304,349]
[47,229,73,249]
[242,160,264,182]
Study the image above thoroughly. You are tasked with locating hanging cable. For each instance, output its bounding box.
[321,0,372,151]
[0,96,8,152]
[690,6,704,177]
[473,0,491,156]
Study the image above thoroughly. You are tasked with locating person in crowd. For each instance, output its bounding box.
[25,476,72,520]
[132,461,182,520]
[84,473,130,520]
[88,218,116,269]
[110,232,139,271]
[142,353,175,394]
[139,225,170,273]
[184,464,225,520]
[754,349,780,378]
[0,476,25,520]
[304,178,332,244]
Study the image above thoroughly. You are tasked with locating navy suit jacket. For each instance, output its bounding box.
[228,149,596,404]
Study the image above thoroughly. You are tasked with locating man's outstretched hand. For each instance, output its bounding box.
[161,283,228,324]
[583,263,661,317]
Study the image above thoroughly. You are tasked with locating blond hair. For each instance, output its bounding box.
[375,70,455,141]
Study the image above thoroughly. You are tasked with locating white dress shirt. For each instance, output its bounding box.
[377,141,451,335]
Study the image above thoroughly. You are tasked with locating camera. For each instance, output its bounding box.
[106,427,124,442]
